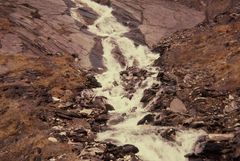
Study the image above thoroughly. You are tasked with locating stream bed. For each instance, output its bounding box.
[71,0,205,160]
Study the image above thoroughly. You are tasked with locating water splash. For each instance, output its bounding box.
[71,0,204,160]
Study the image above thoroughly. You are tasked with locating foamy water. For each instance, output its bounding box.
[70,0,204,160]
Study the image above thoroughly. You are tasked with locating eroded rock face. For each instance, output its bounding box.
[111,0,205,48]
[0,0,103,69]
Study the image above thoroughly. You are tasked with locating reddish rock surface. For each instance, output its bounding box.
[111,0,205,48]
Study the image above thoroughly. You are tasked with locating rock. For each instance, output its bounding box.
[190,121,206,128]
[96,114,109,123]
[48,137,58,143]
[124,29,146,45]
[112,5,141,28]
[183,117,194,126]
[120,155,142,161]
[80,146,105,156]
[169,98,187,113]
[93,0,111,6]
[55,110,82,120]
[121,144,139,154]
[86,75,102,88]
[52,97,61,102]
[200,88,227,98]
[106,143,139,158]
[224,101,239,113]
[105,103,115,111]
[208,133,234,141]
[137,114,155,125]
[160,128,177,142]
[112,46,126,67]
[68,128,89,142]
[57,102,73,108]
[77,7,99,25]
[108,115,125,125]
[80,109,93,115]
[141,89,156,103]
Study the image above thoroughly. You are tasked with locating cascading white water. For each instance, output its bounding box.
[71,0,205,160]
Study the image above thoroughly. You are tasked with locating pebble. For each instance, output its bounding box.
[169,98,187,113]
[48,137,58,143]
[52,97,61,102]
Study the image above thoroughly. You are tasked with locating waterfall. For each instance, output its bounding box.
[71,0,204,160]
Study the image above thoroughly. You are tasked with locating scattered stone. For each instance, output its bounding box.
[224,101,239,113]
[137,114,155,125]
[121,144,139,154]
[86,75,102,88]
[161,128,177,142]
[80,109,93,115]
[169,98,187,113]
[105,103,115,111]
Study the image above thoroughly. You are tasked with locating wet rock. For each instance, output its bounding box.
[93,0,111,6]
[86,75,102,88]
[112,46,126,67]
[137,114,155,125]
[160,128,177,142]
[124,29,146,45]
[112,5,141,28]
[77,7,99,24]
[108,115,125,125]
[153,112,186,127]
[169,98,187,113]
[105,103,115,111]
[141,89,156,103]
[95,114,109,123]
[119,155,142,161]
[188,132,238,160]
[121,144,139,154]
[106,143,139,158]
[152,43,170,55]
[90,37,105,70]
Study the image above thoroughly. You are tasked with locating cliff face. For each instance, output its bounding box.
[1,0,240,161]
[111,0,205,48]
